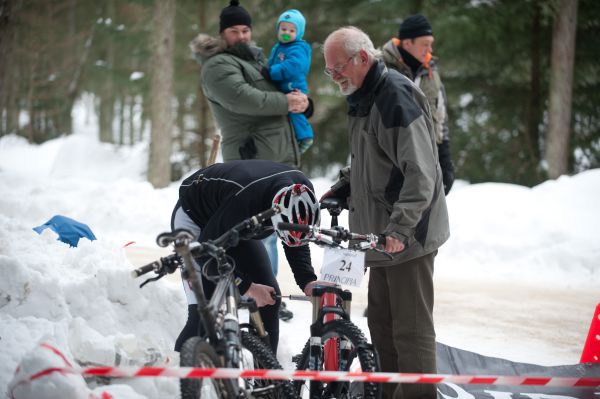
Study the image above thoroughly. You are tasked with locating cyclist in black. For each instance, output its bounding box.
[171,159,321,354]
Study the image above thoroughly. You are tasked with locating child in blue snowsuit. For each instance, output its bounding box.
[265,9,313,154]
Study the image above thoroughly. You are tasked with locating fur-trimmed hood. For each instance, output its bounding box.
[189,33,262,65]
[189,33,227,64]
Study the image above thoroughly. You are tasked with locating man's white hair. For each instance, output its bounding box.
[323,26,382,60]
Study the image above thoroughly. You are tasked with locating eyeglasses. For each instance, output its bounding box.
[324,55,356,77]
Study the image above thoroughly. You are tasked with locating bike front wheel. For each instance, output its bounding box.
[293,319,380,399]
[179,337,238,399]
[240,331,300,399]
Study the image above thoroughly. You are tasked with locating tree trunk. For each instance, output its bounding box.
[129,96,135,145]
[147,0,175,188]
[526,0,542,164]
[98,0,115,143]
[195,0,211,168]
[118,95,125,145]
[545,0,578,179]
[0,0,21,136]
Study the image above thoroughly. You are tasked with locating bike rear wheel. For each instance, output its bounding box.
[241,331,300,399]
[293,319,380,399]
[180,337,238,399]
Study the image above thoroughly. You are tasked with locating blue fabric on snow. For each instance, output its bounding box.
[33,215,97,247]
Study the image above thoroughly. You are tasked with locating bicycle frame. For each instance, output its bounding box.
[133,207,286,398]
[309,285,353,392]
[281,201,384,398]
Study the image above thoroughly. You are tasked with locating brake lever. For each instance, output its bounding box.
[139,273,166,288]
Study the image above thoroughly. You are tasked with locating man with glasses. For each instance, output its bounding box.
[321,26,449,399]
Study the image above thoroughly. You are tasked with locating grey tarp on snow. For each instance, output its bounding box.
[436,342,600,399]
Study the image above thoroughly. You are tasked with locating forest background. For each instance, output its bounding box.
[1,0,598,187]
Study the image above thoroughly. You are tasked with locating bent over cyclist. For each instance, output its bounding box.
[171,159,321,354]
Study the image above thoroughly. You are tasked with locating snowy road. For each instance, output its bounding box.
[126,245,598,368]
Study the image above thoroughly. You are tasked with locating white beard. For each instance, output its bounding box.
[337,80,358,96]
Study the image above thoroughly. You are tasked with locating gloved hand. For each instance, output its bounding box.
[442,168,454,195]
[437,140,455,195]
[319,189,334,203]
[298,138,313,154]
[239,137,257,160]
[304,97,314,119]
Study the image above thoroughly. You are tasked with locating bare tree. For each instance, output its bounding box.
[147,0,175,188]
[545,0,578,179]
[195,0,214,168]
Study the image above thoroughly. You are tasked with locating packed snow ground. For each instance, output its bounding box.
[1,121,598,398]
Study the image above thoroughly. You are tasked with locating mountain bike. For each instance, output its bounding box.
[132,206,299,399]
[277,201,388,399]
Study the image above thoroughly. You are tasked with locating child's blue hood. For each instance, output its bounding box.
[277,9,306,41]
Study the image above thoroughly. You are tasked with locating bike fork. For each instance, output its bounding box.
[308,336,323,399]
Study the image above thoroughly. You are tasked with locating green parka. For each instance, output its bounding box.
[190,34,300,167]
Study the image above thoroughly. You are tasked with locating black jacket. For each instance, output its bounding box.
[179,159,317,290]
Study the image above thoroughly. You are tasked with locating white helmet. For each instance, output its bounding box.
[271,184,320,246]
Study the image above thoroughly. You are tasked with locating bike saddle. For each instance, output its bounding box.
[320,197,347,212]
[156,228,195,247]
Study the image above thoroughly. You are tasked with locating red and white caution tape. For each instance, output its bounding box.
[73,366,600,388]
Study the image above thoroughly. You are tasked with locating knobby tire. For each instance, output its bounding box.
[179,337,238,399]
[293,319,380,399]
[240,331,300,399]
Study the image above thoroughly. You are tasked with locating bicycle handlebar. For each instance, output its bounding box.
[132,206,281,282]
[277,222,311,233]
[277,222,386,247]
[130,261,160,278]
[130,253,182,278]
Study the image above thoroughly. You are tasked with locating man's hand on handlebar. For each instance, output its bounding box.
[385,236,405,254]
[245,283,276,307]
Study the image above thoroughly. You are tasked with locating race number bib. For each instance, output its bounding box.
[320,247,365,288]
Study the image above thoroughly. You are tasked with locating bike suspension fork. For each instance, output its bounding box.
[223,284,242,368]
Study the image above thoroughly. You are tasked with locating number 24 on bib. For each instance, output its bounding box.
[320,247,365,288]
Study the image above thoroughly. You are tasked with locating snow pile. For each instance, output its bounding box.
[1,130,599,398]
[437,172,600,287]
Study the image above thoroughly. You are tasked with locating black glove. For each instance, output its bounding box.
[442,169,454,195]
[437,140,455,195]
[304,97,314,119]
[260,67,271,81]
[239,137,257,160]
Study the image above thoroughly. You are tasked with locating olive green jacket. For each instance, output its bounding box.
[381,38,448,145]
[190,34,300,167]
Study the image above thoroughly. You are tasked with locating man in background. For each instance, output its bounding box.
[381,14,455,195]
[190,1,309,320]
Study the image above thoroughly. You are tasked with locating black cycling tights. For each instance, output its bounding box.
[174,239,281,354]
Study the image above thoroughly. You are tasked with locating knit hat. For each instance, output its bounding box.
[398,14,433,39]
[219,0,252,32]
[277,9,306,41]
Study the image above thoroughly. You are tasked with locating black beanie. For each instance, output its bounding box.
[398,14,433,39]
[219,0,252,32]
